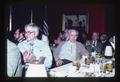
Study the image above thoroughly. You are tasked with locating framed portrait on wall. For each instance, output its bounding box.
[62,14,89,33]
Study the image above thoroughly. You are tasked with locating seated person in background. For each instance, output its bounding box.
[7,39,23,77]
[100,34,108,44]
[52,29,69,48]
[77,32,88,45]
[54,36,62,47]
[53,31,66,47]
[13,28,25,44]
[85,32,103,53]
[54,28,89,66]
[102,35,115,57]
[109,35,115,51]
[63,28,69,41]
[100,33,109,53]
[18,23,53,69]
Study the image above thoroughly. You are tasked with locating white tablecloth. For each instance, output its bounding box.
[49,59,115,77]
[25,64,47,77]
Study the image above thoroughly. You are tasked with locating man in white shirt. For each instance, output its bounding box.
[18,23,52,69]
[7,39,22,77]
[54,28,89,66]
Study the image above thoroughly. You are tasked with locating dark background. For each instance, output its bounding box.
[5,3,116,43]
[47,4,116,42]
[2,0,119,82]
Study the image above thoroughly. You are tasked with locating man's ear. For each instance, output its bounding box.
[34,33,38,36]
[34,32,38,37]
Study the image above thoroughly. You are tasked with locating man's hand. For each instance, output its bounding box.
[85,41,91,46]
[83,53,90,59]
[56,59,64,66]
[23,51,32,62]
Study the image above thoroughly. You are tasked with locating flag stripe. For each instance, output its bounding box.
[43,20,49,36]
[43,25,48,32]
[43,21,48,29]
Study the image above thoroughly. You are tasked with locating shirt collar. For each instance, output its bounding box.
[68,41,76,45]
[27,38,39,44]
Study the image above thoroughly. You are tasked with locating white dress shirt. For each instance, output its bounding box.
[59,41,76,61]
[41,34,49,44]
[18,39,52,69]
[110,42,115,50]
[92,40,97,47]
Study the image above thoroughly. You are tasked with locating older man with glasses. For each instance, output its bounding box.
[18,23,52,70]
[53,28,89,66]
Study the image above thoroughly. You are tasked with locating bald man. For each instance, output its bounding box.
[54,28,89,66]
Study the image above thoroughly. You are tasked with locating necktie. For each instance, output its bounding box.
[71,45,72,54]
[94,41,97,46]
[92,41,95,47]
[94,41,95,46]
[29,42,34,54]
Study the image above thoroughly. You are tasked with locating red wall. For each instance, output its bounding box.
[78,4,106,37]
[48,4,108,42]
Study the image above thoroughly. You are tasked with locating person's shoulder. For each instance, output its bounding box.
[60,41,66,44]
[76,41,86,48]
[76,41,84,45]
[7,39,19,53]
[35,39,49,46]
[59,41,66,45]
[36,39,46,44]
[7,39,16,48]
[18,40,26,44]
[19,40,27,44]
[17,40,27,47]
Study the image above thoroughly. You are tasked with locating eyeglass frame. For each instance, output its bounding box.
[25,31,35,35]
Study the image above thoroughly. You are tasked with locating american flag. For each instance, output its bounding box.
[43,20,49,36]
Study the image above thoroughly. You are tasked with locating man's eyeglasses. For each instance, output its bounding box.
[25,31,35,34]
[70,34,78,37]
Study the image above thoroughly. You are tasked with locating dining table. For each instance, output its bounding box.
[48,57,115,77]
[24,55,115,77]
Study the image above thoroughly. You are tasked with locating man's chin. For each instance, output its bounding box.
[26,39,35,41]
[70,40,76,43]
[26,39,31,41]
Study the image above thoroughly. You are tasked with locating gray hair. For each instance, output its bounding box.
[68,28,79,36]
[24,23,40,36]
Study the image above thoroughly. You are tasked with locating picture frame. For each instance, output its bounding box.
[62,13,89,33]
